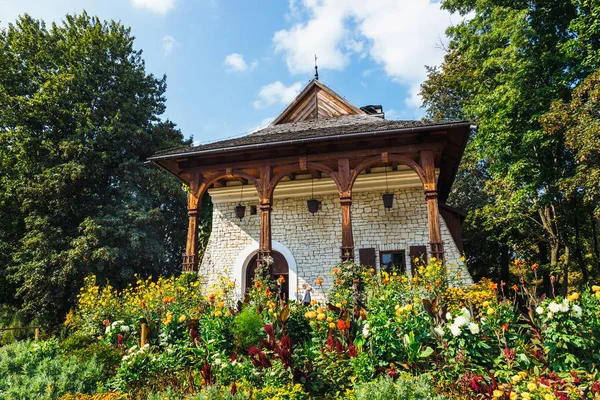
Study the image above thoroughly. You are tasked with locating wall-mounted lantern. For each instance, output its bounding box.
[307,177,320,214]
[235,183,246,220]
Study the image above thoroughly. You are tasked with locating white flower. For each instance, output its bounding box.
[446,312,452,321]
[571,304,582,318]
[461,308,472,322]
[362,323,370,337]
[449,324,462,337]
[454,316,468,327]
[434,326,445,337]
[559,299,569,313]
[105,326,111,334]
[120,325,130,333]
[468,323,480,334]
[536,306,544,314]
[548,302,561,313]
[547,311,554,319]
[480,317,487,326]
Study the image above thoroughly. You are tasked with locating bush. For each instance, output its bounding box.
[354,375,445,400]
[0,339,104,399]
[232,306,264,351]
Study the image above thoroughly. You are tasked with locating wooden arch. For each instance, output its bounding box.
[192,169,262,203]
[349,153,427,191]
[266,161,342,201]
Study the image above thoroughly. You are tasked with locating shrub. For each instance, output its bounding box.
[354,375,445,400]
[232,306,264,351]
[0,339,104,399]
[58,394,127,400]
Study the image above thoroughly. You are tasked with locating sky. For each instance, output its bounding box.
[0,0,468,145]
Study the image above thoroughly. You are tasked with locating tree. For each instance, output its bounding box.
[421,0,600,291]
[0,13,190,325]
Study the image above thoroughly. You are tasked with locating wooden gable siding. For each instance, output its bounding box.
[272,79,366,125]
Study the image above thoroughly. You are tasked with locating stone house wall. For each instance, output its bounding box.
[199,183,471,302]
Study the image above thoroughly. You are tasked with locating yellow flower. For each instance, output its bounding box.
[225,310,231,317]
[527,383,536,391]
[493,390,503,398]
[215,310,223,317]
[544,394,555,400]
[179,315,186,323]
[596,291,600,300]
[487,307,495,315]
[317,313,326,321]
[509,392,517,400]
[329,322,336,329]
[511,375,521,384]
[567,292,580,302]
[460,256,466,262]
[592,285,600,292]
[521,393,531,400]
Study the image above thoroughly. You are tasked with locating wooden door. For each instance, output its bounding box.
[245,252,289,300]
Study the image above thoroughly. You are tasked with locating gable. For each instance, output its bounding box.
[272,79,365,125]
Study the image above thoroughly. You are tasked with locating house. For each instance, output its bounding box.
[149,78,473,300]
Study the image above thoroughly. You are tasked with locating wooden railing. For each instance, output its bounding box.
[0,326,40,340]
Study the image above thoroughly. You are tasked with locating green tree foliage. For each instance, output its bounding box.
[0,13,190,325]
[421,0,600,288]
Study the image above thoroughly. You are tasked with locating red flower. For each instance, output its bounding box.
[103,319,110,327]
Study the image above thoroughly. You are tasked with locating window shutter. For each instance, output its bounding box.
[409,246,428,275]
[358,248,376,268]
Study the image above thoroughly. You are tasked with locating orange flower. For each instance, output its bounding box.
[336,279,343,285]
[531,263,539,271]
[254,281,263,289]
[208,294,215,302]
[501,323,509,331]
[332,268,340,275]
[140,300,146,308]
[511,284,519,292]
[489,282,498,291]
[277,275,286,285]
[514,259,523,267]
[316,277,323,285]
[337,319,350,330]
[265,288,273,297]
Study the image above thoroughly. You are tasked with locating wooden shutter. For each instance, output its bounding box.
[409,246,427,275]
[359,248,376,268]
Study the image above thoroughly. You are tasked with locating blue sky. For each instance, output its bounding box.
[0,0,466,145]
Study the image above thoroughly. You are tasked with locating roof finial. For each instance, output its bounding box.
[314,54,319,80]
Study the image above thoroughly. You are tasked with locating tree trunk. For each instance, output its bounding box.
[538,240,550,296]
[500,243,509,285]
[592,213,600,273]
[562,244,570,297]
[574,207,587,286]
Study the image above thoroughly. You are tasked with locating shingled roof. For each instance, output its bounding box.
[150,115,469,160]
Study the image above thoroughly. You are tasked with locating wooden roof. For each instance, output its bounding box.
[271,79,366,125]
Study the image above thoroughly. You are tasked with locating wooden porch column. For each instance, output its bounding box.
[337,159,354,261]
[258,166,273,263]
[184,175,203,272]
[420,150,445,261]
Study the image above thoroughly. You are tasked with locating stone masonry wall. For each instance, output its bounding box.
[199,187,471,301]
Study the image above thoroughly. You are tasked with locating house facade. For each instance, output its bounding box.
[150,79,473,301]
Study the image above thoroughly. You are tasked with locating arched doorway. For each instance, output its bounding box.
[245,252,289,300]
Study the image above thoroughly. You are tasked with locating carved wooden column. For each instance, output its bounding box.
[420,150,445,261]
[258,166,273,263]
[337,158,354,261]
[183,173,204,272]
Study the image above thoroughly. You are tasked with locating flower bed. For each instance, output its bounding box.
[55,259,600,399]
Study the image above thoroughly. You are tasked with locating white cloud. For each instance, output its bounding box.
[274,0,468,108]
[253,81,302,109]
[162,35,178,56]
[131,0,175,15]
[250,116,275,133]
[224,53,258,72]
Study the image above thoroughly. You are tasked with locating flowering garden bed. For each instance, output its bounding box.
[3,259,600,399]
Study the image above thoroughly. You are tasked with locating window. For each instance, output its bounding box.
[379,250,406,274]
